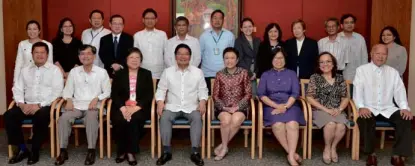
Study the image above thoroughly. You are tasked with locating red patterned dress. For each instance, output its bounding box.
[212,67,252,118]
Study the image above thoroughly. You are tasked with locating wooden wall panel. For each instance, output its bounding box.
[110,0,172,37]
[45,0,111,40]
[243,0,303,41]
[371,0,411,85]
[3,0,43,105]
[303,0,370,42]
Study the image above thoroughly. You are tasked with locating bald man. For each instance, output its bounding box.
[353,44,412,166]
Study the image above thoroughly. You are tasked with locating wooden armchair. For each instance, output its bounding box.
[207,79,256,159]
[7,98,61,158]
[257,79,308,159]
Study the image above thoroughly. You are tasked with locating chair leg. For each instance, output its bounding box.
[157,125,161,158]
[99,122,103,158]
[354,127,360,160]
[258,128,263,159]
[202,121,205,159]
[308,128,312,159]
[346,129,351,148]
[244,129,248,148]
[212,129,215,148]
[107,125,111,158]
[251,128,255,159]
[74,128,79,147]
[351,129,355,160]
[380,130,385,150]
[302,128,307,159]
[50,124,55,158]
[56,123,60,156]
[8,145,13,158]
[151,125,155,159]
[207,126,211,159]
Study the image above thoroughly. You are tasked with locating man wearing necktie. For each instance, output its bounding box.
[99,14,134,78]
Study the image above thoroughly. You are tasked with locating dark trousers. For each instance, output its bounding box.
[357,110,413,156]
[4,105,51,152]
[111,109,146,154]
[205,77,214,96]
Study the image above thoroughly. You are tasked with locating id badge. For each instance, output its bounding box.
[214,48,219,55]
[130,93,136,101]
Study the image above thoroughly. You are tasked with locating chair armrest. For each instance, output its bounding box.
[301,97,313,128]
[106,99,112,123]
[151,98,155,124]
[250,98,255,124]
[50,98,62,122]
[55,99,66,122]
[7,101,16,110]
[258,99,263,126]
[99,98,108,121]
[207,97,212,124]
[349,100,359,123]
[297,98,308,123]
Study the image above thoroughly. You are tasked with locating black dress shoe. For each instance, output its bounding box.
[115,153,125,163]
[8,150,29,164]
[55,150,69,165]
[27,152,39,165]
[127,153,137,166]
[84,150,96,165]
[156,153,172,165]
[190,152,204,166]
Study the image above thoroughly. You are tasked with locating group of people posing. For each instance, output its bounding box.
[4,7,412,166]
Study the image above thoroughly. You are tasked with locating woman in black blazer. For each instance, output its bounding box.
[110,48,154,165]
[234,18,261,80]
[285,20,319,79]
[256,23,284,78]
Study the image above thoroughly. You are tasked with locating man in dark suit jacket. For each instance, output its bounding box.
[285,20,319,79]
[99,14,134,77]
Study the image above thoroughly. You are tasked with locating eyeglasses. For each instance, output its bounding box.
[319,61,333,65]
[111,23,124,26]
[144,17,156,20]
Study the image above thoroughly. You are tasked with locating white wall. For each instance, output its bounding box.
[0,0,7,114]
[408,0,415,114]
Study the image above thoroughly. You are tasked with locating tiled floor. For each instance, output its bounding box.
[1,129,414,166]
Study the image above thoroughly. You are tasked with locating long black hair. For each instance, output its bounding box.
[263,23,283,46]
[379,26,402,45]
[55,17,75,40]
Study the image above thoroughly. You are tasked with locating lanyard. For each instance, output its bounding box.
[211,31,223,45]
[89,27,104,44]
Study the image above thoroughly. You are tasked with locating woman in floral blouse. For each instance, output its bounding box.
[306,52,349,164]
[212,47,252,161]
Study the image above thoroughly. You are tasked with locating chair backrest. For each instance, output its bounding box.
[211,78,252,120]
[152,79,157,94]
[300,79,309,98]
[346,80,353,99]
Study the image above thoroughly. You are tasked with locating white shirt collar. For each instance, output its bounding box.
[79,65,97,73]
[174,34,190,41]
[144,28,158,33]
[325,35,341,43]
[112,33,121,38]
[30,62,52,69]
[338,31,357,38]
[175,64,191,72]
[369,61,385,71]
[91,26,104,33]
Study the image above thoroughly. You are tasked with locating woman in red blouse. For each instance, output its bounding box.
[212,47,252,160]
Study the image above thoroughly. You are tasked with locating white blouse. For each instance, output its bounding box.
[14,39,53,84]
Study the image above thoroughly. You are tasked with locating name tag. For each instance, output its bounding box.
[130,93,136,101]
[214,48,220,55]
